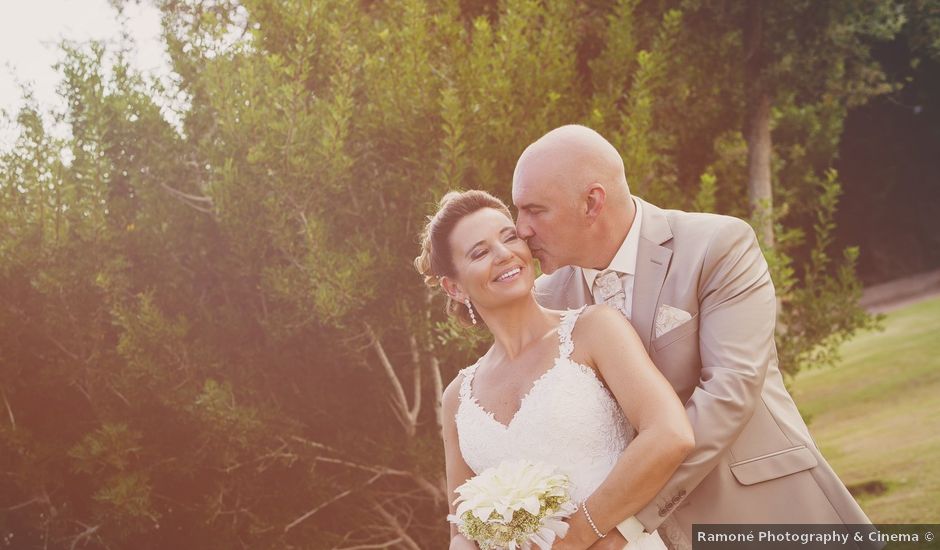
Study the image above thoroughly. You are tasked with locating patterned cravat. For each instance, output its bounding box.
[592,270,630,319]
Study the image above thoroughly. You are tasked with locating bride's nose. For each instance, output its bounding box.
[492,242,513,264]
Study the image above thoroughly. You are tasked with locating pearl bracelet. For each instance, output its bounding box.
[580,500,606,538]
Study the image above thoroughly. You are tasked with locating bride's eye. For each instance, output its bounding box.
[471,249,487,260]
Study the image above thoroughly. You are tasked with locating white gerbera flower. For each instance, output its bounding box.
[447,459,578,550]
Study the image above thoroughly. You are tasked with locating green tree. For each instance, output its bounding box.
[0,0,902,546]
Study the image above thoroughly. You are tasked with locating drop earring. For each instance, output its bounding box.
[464,298,477,325]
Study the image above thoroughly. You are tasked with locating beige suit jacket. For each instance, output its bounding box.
[534,198,870,541]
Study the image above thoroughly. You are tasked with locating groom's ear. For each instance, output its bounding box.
[585,183,606,221]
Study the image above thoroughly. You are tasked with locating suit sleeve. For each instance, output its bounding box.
[636,217,777,530]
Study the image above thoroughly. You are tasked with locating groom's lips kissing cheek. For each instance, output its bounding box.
[522,239,543,261]
[529,246,551,272]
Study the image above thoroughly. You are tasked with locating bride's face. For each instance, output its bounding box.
[443,207,536,310]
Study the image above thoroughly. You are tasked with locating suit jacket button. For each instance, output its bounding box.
[658,509,667,517]
[672,496,681,504]
[665,502,674,510]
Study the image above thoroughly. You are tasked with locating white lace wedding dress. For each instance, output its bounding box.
[455,306,683,550]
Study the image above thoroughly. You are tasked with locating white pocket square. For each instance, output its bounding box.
[654,304,692,339]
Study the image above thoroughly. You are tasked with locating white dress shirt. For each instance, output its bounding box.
[582,196,643,319]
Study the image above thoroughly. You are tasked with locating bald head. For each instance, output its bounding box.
[511,125,636,273]
[513,125,630,205]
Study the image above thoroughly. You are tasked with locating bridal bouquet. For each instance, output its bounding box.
[447,459,578,550]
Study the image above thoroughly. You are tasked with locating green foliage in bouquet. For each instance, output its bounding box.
[457,495,567,550]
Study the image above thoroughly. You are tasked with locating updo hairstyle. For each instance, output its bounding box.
[414,190,514,327]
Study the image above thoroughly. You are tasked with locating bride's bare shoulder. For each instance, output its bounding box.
[575,304,639,342]
[579,303,622,325]
[443,375,462,401]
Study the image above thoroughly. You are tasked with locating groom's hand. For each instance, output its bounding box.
[586,530,628,549]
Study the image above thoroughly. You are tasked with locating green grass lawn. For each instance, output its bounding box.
[790,295,940,523]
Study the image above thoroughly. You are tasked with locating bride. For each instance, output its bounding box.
[415,190,694,550]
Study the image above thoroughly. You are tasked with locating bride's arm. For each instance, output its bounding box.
[561,304,695,548]
[442,375,479,549]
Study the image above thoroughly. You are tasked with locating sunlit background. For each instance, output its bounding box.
[0,1,168,148]
[0,1,937,548]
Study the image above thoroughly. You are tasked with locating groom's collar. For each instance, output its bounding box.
[634,196,673,246]
[581,197,643,289]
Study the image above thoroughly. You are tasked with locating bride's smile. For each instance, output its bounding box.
[493,265,522,282]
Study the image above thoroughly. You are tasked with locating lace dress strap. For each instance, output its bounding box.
[557,306,588,360]
[457,361,481,403]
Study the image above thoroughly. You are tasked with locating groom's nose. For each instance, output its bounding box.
[516,216,534,240]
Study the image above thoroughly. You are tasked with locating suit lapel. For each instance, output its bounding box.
[535,266,594,310]
[631,198,674,351]
[562,266,593,308]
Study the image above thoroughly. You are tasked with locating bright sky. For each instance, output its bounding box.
[0,0,169,149]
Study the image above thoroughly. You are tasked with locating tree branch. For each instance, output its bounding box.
[3,497,41,511]
[407,334,423,422]
[310,455,443,504]
[289,435,343,455]
[363,322,417,437]
[108,383,132,408]
[66,522,99,550]
[424,289,445,436]
[159,181,213,203]
[283,472,383,533]
[334,538,403,550]
[371,499,421,550]
[43,332,81,362]
[1,389,15,430]
[159,182,215,215]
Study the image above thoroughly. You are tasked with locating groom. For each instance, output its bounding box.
[512,125,871,549]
